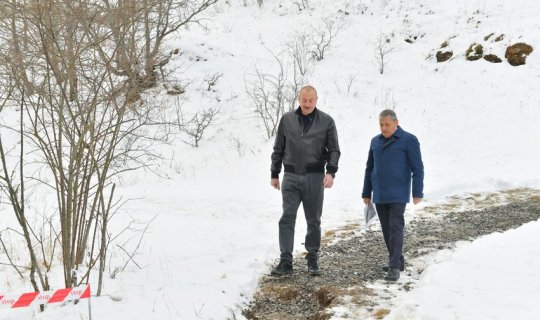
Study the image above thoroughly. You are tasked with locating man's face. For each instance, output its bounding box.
[298,89,317,115]
[379,115,399,138]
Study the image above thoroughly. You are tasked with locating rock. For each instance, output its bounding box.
[436,51,453,62]
[466,43,484,61]
[505,43,534,66]
[484,54,502,63]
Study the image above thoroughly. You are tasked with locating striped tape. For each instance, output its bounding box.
[0,285,90,308]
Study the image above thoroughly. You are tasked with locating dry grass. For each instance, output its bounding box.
[257,284,301,302]
[321,223,361,245]
[344,286,376,307]
[316,286,340,308]
[421,188,540,215]
[324,230,336,238]
[373,308,391,319]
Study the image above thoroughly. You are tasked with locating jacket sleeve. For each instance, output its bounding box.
[407,135,424,198]
[270,117,285,178]
[325,118,340,176]
[361,144,374,198]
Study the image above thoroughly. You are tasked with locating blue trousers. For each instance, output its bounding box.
[375,203,406,268]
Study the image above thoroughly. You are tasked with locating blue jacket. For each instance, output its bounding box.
[362,126,424,204]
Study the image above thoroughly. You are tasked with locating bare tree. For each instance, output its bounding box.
[286,32,315,110]
[97,0,218,104]
[310,17,343,61]
[246,32,321,139]
[203,72,224,91]
[375,33,394,74]
[0,0,216,295]
[245,52,288,139]
[182,107,220,147]
[0,97,49,294]
[334,73,358,97]
[293,0,310,11]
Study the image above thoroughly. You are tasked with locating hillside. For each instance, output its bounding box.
[0,0,539,319]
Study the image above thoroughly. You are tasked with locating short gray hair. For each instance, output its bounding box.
[299,85,318,97]
[379,109,397,120]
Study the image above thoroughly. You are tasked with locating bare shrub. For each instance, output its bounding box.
[204,72,224,91]
[245,57,288,139]
[0,0,216,294]
[293,0,310,11]
[183,107,220,147]
[311,18,343,61]
[375,33,394,74]
[286,32,316,110]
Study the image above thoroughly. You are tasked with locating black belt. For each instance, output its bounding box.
[284,164,325,174]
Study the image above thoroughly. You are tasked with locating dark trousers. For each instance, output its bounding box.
[375,203,406,268]
[279,172,324,263]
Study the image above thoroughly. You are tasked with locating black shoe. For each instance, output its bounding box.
[271,260,293,276]
[307,259,320,276]
[382,262,405,272]
[384,268,400,281]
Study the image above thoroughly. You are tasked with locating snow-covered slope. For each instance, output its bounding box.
[1,0,539,319]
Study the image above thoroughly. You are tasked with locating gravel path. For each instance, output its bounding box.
[242,196,540,320]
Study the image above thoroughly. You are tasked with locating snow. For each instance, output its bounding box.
[386,221,540,320]
[1,0,540,319]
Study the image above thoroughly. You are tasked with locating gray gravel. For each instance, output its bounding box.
[242,200,540,320]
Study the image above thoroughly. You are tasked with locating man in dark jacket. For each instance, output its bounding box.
[270,85,340,276]
[362,109,424,281]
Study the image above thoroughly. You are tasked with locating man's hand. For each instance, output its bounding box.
[363,197,371,205]
[271,178,280,190]
[413,197,422,205]
[323,174,334,188]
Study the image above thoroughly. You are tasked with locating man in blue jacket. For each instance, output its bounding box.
[362,109,424,281]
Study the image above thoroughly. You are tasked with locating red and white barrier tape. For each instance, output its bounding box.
[0,285,90,308]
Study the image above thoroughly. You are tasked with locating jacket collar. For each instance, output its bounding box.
[378,125,403,140]
[295,107,318,118]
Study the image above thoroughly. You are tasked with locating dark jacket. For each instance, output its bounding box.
[362,126,424,203]
[271,108,340,178]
